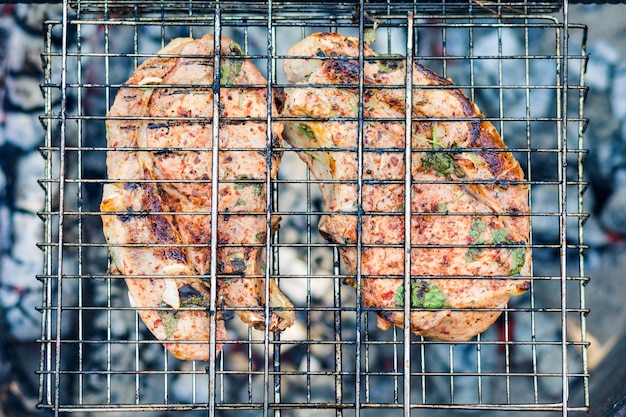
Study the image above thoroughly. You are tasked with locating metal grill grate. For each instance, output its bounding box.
[38,1,589,415]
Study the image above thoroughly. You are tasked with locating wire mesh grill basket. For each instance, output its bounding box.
[38,1,590,415]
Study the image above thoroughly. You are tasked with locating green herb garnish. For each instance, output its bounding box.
[438,193,465,213]
[466,152,483,165]
[304,151,326,164]
[298,123,316,140]
[422,151,457,176]
[465,218,488,262]
[490,227,527,275]
[490,228,510,244]
[393,284,404,307]
[464,247,484,263]
[221,60,242,85]
[414,135,445,148]
[157,307,179,339]
[220,41,244,85]
[464,219,527,275]
[469,218,487,240]
[364,96,381,111]
[233,174,262,196]
[508,248,526,276]
[377,54,405,74]
[418,127,461,177]
[233,174,252,190]
[179,292,208,309]
[364,26,378,46]
[394,280,446,309]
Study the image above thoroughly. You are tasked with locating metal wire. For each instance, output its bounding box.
[38,0,590,416]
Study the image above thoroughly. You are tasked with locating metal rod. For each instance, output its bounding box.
[560,2,571,416]
[209,8,223,416]
[403,11,415,417]
[334,244,344,417]
[264,2,275,416]
[577,25,591,413]
[40,20,55,411]
[53,1,70,415]
[355,1,366,415]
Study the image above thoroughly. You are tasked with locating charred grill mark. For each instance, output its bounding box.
[182,59,214,68]
[322,59,359,84]
[155,88,212,98]
[150,216,179,244]
[159,247,187,263]
[137,183,181,244]
[444,88,479,121]
[319,228,333,243]
[139,61,170,73]
[271,132,283,149]
[481,151,505,177]
[274,87,285,114]
[178,285,208,307]
[118,206,150,222]
[123,183,139,191]
[376,56,404,74]
[414,62,481,132]
[471,123,507,176]
[141,182,166,212]
[469,120,482,143]
[378,310,397,323]
[517,280,531,292]
[182,222,210,245]
[217,258,247,276]
[147,122,173,130]
[153,148,173,157]
[229,257,247,275]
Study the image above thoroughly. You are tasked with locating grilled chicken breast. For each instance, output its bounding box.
[101,34,295,360]
[281,32,530,341]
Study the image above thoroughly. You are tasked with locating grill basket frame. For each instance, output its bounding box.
[38,1,590,415]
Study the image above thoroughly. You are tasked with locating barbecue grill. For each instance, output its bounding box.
[38,1,590,415]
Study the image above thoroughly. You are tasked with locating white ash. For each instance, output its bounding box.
[531,184,607,246]
[3,111,43,151]
[600,169,626,235]
[0,225,42,340]
[612,63,626,126]
[585,40,622,92]
[13,151,44,213]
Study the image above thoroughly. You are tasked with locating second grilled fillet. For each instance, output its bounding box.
[101,34,295,360]
[281,32,530,341]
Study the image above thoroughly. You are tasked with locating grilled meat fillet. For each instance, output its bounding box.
[101,171,227,360]
[101,34,295,360]
[281,32,530,341]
